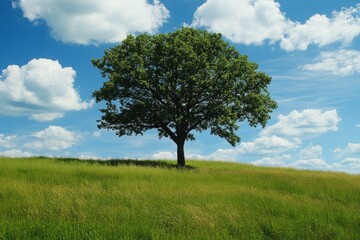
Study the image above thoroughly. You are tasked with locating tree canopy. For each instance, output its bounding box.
[92,27,277,166]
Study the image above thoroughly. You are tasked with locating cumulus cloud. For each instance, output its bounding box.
[25,126,81,150]
[275,158,359,174]
[15,0,169,45]
[153,151,176,160]
[251,155,291,167]
[251,155,360,174]
[192,1,360,51]
[250,143,360,174]
[152,150,236,162]
[280,4,360,51]
[181,135,301,162]
[252,156,333,171]
[192,0,289,45]
[0,149,33,158]
[93,131,102,138]
[246,138,360,173]
[194,109,341,165]
[151,108,355,173]
[205,148,238,161]
[287,158,328,169]
[279,158,330,170]
[0,58,93,121]
[299,145,323,160]
[152,135,301,162]
[251,145,324,167]
[334,143,360,158]
[78,154,105,160]
[301,50,360,76]
[261,109,341,137]
[0,134,17,148]
[190,135,300,161]
[237,135,301,155]
[341,158,360,170]
[173,109,339,163]
[205,136,300,161]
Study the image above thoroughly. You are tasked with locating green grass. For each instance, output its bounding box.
[0,157,359,239]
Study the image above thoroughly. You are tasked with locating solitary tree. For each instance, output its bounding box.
[92,28,277,167]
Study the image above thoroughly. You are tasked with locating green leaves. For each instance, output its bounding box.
[92,27,277,163]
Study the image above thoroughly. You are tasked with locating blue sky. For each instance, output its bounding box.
[0,0,359,173]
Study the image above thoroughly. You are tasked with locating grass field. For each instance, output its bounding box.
[0,157,359,239]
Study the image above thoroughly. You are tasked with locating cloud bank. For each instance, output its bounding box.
[173,109,357,173]
[154,109,342,166]
[0,149,33,158]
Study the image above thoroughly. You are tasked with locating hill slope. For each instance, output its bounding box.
[0,157,359,239]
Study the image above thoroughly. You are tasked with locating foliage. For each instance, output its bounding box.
[0,157,359,239]
[92,28,277,166]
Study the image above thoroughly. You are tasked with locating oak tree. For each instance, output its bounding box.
[92,28,277,166]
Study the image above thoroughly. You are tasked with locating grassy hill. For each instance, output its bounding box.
[0,157,359,239]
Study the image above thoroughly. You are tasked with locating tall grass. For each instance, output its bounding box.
[0,157,359,239]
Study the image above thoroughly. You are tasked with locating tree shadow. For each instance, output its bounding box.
[55,158,195,169]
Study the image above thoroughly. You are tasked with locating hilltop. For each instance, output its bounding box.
[0,157,359,239]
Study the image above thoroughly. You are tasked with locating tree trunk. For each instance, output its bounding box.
[176,141,185,167]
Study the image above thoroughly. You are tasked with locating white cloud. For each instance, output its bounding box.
[237,135,301,155]
[192,1,360,51]
[196,109,338,162]
[286,158,360,174]
[341,158,360,170]
[151,143,359,173]
[334,143,360,158]
[25,126,81,150]
[0,149,33,158]
[0,134,17,148]
[261,109,341,137]
[302,50,360,76]
[252,156,340,171]
[280,4,360,51]
[299,145,322,160]
[192,0,289,45]
[251,158,284,167]
[153,151,176,160]
[192,135,302,162]
[251,155,360,174]
[198,148,234,162]
[15,0,169,45]
[248,141,360,173]
[288,158,328,169]
[152,150,236,162]
[93,131,102,138]
[0,58,93,121]
[78,154,104,160]
[251,149,327,170]
[247,132,359,173]
[11,1,18,8]
[153,135,301,162]
[357,124,360,128]
[166,109,341,169]
[251,155,291,167]
[29,113,65,122]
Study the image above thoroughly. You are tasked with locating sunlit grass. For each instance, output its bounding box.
[0,157,359,239]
